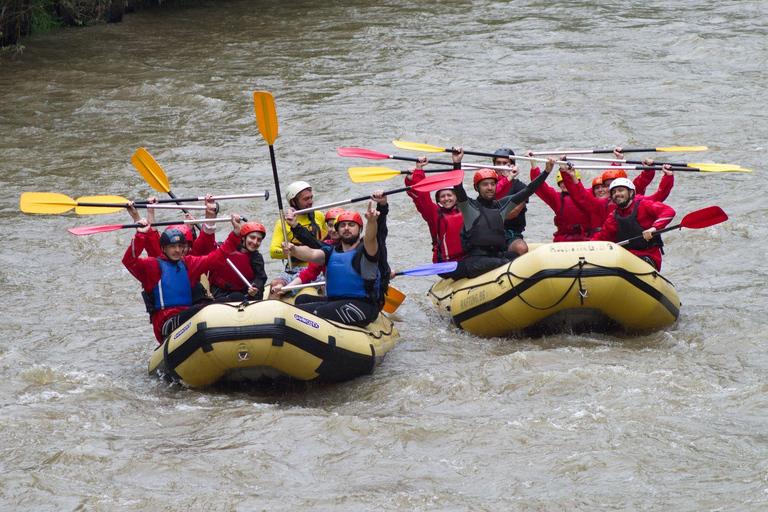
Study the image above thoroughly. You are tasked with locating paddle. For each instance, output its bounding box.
[349,166,457,183]
[20,192,212,215]
[131,148,198,214]
[562,164,747,173]
[254,91,292,271]
[394,261,457,276]
[617,206,728,247]
[295,170,464,214]
[337,147,457,167]
[67,216,235,236]
[561,156,749,173]
[226,258,255,291]
[531,146,708,155]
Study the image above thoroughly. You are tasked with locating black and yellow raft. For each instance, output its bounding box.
[428,241,680,336]
[148,292,399,387]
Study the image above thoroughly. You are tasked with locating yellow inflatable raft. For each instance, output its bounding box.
[148,293,399,387]
[428,241,680,337]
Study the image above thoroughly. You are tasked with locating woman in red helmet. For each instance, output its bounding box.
[404,157,465,265]
[207,221,268,302]
[451,156,555,280]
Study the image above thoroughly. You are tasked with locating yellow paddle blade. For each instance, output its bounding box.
[392,140,446,153]
[74,195,130,215]
[20,192,76,214]
[656,146,708,152]
[132,148,171,194]
[700,167,753,173]
[382,284,406,314]
[689,162,739,169]
[348,166,401,183]
[253,91,278,145]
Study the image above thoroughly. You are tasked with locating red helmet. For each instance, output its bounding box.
[165,224,194,243]
[241,222,266,237]
[335,210,363,227]
[473,168,498,187]
[592,176,604,188]
[325,207,346,222]
[601,168,628,182]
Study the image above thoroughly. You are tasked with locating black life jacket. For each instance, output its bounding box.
[461,199,507,256]
[615,200,664,251]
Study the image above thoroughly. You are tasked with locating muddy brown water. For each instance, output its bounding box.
[2,1,767,509]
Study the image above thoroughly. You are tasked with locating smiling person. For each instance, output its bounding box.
[451,156,555,280]
[122,213,245,343]
[404,156,465,266]
[207,221,268,302]
[591,172,676,270]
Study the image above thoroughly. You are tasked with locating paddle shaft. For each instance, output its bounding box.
[133,192,269,205]
[532,147,706,156]
[76,202,206,210]
[617,223,682,247]
[227,259,253,289]
[121,217,234,230]
[293,187,410,216]
[268,145,292,272]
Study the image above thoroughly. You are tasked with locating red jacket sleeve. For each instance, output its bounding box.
[530,166,560,212]
[644,174,674,203]
[192,228,218,256]
[495,175,512,198]
[641,200,676,230]
[183,231,242,282]
[591,214,618,242]
[298,263,324,284]
[633,170,655,197]
[145,229,161,258]
[562,172,602,215]
[122,232,161,291]
[405,169,440,236]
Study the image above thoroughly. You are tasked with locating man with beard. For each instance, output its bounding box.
[282,198,387,326]
[450,155,555,280]
[591,175,676,270]
[268,180,328,292]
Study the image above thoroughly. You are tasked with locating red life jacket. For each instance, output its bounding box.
[209,250,253,291]
[553,192,593,241]
[434,207,466,263]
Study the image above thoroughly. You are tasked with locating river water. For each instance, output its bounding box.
[1,0,767,509]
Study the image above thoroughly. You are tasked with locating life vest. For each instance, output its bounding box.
[325,245,379,301]
[209,250,253,291]
[503,179,527,232]
[434,208,465,262]
[553,192,592,236]
[148,258,192,312]
[461,200,507,256]
[615,200,664,251]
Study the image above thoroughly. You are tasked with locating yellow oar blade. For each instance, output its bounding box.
[392,140,446,153]
[348,166,402,183]
[656,146,708,152]
[75,195,130,215]
[253,91,278,145]
[20,192,76,214]
[689,162,739,169]
[699,167,753,173]
[382,285,406,314]
[132,148,171,194]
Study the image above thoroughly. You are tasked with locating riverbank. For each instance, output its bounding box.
[0,0,197,50]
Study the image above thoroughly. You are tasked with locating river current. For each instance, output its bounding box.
[1,0,767,509]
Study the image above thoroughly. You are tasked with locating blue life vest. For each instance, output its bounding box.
[153,258,192,310]
[325,246,378,300]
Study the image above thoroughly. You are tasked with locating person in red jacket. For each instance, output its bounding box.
[208,222,268,302]
[122,214,244,343]
[591,178,676,270]
[404,157,466,265]
[530,157,593,242]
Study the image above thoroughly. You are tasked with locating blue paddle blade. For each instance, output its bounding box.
[401,261,458,276]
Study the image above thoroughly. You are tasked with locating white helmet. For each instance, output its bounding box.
[609,177,635,192]
[285,181,312,203]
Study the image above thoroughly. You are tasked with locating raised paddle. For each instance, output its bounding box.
[560,164,747,173]
[226,258,255,290]
[296,170,464,214]
[617,206,728,247]
[281,262,457,289]
[337,147,457,167]
[67,216,235,236]
[131,148,198,214]
[349,166,457,183]
[531,146,708,155]
[561,155,749,172]
[254,91,292,271]
[20,193,209,215]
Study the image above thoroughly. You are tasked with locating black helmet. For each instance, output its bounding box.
[493,148,515,161]
[160,228,186,246]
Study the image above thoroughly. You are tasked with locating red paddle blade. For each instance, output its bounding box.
[411,170,464,192]
[337,147,391,160]
[67,224,124,236]
[680,206,728,229]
